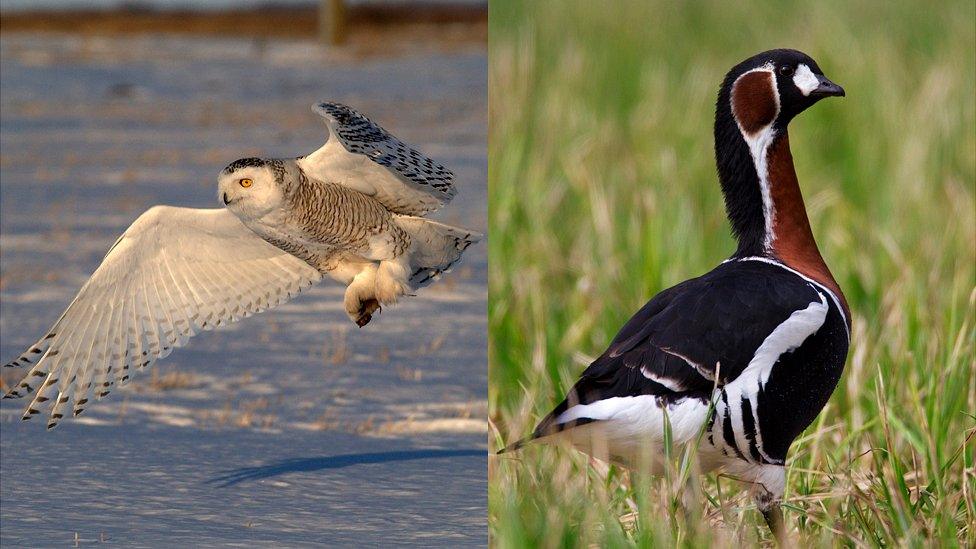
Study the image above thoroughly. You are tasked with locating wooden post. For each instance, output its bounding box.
[319,0,348,46]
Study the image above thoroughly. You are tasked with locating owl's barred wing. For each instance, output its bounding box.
[299,102,456,216]
[2,206,321,428]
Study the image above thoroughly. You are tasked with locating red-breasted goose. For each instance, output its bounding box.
[499,49,849,541]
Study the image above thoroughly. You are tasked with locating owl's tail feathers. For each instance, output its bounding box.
[394,216,482,288]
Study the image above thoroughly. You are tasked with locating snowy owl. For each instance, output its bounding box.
[2,102,480,428]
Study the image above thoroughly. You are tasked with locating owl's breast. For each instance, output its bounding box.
[242,214,343,273]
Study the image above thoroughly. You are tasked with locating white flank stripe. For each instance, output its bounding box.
[793,64,820,96]
[659,347,716,381]
[740,290,828,402]
[725,386,751,460]
[556,396,709,444]
[640,367,686,392]
[749,395,778,464]
[721,290,828,463]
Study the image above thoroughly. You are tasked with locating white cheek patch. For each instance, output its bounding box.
[792,64,820,96]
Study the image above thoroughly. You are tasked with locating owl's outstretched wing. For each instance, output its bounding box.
[2,206,321,428]
[298,102,456,216]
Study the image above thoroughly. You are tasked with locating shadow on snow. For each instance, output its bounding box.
[208,448,485,486]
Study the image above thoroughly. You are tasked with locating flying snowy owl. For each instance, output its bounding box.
[2,102,480,428]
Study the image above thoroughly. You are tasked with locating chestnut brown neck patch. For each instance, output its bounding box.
[731,70,778,135]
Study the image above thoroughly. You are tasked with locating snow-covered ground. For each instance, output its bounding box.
[0,33,486,547]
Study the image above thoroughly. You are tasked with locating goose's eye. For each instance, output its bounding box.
[239,178,253,188]
[779,65,795,77]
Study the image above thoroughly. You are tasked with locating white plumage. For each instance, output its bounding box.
[3,102,479,428]
[301,102,456,216]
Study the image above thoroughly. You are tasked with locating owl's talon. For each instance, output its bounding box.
[355,299,382,327]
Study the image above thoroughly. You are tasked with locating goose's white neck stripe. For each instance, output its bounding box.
[727,256,849,337]
[744,128,778,252]
[730,64,780,252]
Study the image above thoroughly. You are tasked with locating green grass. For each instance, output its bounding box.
[487,0,976,546]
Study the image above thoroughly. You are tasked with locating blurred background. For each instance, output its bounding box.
[0,1,486,546]
[488,0,974,546]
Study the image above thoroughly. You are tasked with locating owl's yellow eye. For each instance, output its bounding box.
[239,178,253,188]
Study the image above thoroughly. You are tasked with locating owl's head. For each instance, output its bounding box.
[217,157,284,219]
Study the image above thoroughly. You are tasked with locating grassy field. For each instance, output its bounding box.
[487,0,975,546]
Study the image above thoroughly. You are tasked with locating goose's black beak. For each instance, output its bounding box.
[810,75,845,98]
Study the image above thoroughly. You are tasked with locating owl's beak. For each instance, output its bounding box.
[222,192,231,205]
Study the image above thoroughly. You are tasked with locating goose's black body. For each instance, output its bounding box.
[534,260,848,463]
[502,49,851,539]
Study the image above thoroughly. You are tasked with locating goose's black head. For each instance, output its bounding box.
[721,49,844,132]
[714,49,844,256]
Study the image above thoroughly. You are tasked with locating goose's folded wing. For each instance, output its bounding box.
[532,262,828,438]
[298,102,456,216]
[2,206,321,428]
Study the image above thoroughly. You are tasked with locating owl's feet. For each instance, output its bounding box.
[375,258,412,304]
[341,259,407,326]
[343,271,381,327]
[355,298,382,327]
